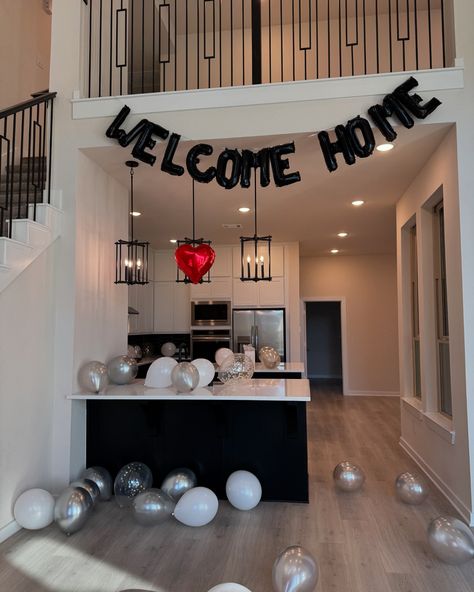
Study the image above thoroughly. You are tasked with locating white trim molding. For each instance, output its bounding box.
[0,520,21,544]
[346,390,400,397]
[400,437,473,526]
[401,397,455,444]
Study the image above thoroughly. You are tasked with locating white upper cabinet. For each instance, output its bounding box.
[153,282,190,333]
[154,250,177,282]
[212,246,233,277]
[190,277,232,300]
[232,245,284,278]
[128,283,154,333]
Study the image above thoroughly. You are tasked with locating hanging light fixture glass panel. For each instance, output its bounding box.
[115,239,149,285]
[240,175,272,282]
[176,238,212,284]
[240,235,272,281]
[115,160,150,285]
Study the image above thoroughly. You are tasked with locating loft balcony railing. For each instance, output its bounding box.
[82,0,454,99]
[0,92,56,238]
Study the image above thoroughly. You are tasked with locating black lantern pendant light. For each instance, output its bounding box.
[176,179,213,284]
[115,160,149,285]
[240,174,272,282]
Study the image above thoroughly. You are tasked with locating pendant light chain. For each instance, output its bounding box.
[129,166,134,241]
[192,179,196,243]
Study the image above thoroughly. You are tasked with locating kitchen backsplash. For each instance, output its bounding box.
[128,333,190,358]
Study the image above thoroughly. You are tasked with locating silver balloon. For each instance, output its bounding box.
[54,486,93,535]
[107,355,138,385]
[272,546,319,592]
[161,468,197,502]
[259,346,281,369]
[218,354,255,384]
[333,461,365,492]
[395,472,428,505]
[428,516,474,565]
[81,466,113,501]
[171,362,199,393]
[78,361,108,393]
[132,488,175,526]
[70,479,100,506]
[114,462,153,507]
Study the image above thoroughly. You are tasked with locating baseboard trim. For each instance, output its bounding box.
[0,520,21,544]
[399,437,473,526]
[345,390,400,397]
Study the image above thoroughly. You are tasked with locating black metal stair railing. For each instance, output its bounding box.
[0,92,56,238]
[83,0,452,99]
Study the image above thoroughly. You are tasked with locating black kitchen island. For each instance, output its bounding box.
[69,379,310,502]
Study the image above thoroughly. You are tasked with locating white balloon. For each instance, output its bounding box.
[161,342,177,357]
[226,470,262,510]
[14,488,55,530]
[192,358,216,387]
[145,357,178,387]
[174,486,218,527]
[208,585,253,592]
[215,348,233,366]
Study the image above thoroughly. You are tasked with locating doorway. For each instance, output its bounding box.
[304,300,344,393]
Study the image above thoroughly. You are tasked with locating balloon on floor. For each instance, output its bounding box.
[226,470,262,510]
[54,486,93,535]
[173,486,219,527]
[70,479,101,506]
[333,461,365,492]
[114,462,153,507]
[81,466,113,501]
[13,488,55,530]
[272,545,319,592]
[427,516,474,565]
[161,468,197,502]
[208,584,253,592]
[395,472,428,505]
[132,488,175,526]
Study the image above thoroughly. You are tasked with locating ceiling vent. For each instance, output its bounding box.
[43,0,52,15]
[222,223,243,229]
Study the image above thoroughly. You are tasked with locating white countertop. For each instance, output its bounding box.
[68,378,310,402]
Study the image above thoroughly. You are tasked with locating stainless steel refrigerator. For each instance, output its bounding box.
[233,308,286,361]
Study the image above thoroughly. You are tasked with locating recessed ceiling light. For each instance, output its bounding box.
[169,239,177,244]
[376,143,394,152]
[331,249,339,254]
[239,207,251,213]
[352,200,365,207]
[130,211,141,216]
[337,232,348,238]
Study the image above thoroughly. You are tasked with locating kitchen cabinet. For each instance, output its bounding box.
[232,245,284,278]
[212,246,233,277]
[128,283,154,333]
[154,250,177,282]
[153,282,190,333]
[232,277,285,307]
[190,277,232,300]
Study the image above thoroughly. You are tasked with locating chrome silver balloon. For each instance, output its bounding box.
[333,461,365,492]
[132,488,175,526]
[54,486,93,535]
[70,479,100,506]
[107,355,138,385]
[114,462,153,507]
[218,354,254,384]
[171,362,199,393]
[259,346,281,369]
[272,545,319,592]
[81,466,113,501]
[161,468,197,502]
[427,516,474,565]
[78,361,108,393]
[395,472,428,505]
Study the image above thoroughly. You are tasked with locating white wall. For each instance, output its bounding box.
[0,246,56,539]
[396,126,472,523]
[300,254,399,395]
[0,0,51,108]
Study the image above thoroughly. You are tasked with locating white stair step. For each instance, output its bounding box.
[0,237,33,268]
[27,203,62,237]
[11,218,52,249]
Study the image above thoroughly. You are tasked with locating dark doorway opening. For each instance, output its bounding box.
[305,301,343,393]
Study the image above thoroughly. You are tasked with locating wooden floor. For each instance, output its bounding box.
[1,382,473,592]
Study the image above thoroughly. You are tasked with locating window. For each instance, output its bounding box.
[410,225,421,398]
[433,201,452,416]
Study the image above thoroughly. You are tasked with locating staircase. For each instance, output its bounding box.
[0,92,61,292]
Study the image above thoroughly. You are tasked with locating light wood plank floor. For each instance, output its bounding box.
[1,382,473,592]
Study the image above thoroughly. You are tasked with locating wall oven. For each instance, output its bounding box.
[191,329,231,362]
[191,300,231,326]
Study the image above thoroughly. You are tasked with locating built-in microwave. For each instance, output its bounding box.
[191,300,231,326]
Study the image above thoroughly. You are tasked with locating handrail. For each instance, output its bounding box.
[0,92,57,120]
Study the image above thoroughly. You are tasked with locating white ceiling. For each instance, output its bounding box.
[84,122,451,256]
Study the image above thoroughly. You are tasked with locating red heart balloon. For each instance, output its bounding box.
[175,244,216,284]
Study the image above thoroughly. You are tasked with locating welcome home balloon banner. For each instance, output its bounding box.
[105,76,441,187]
